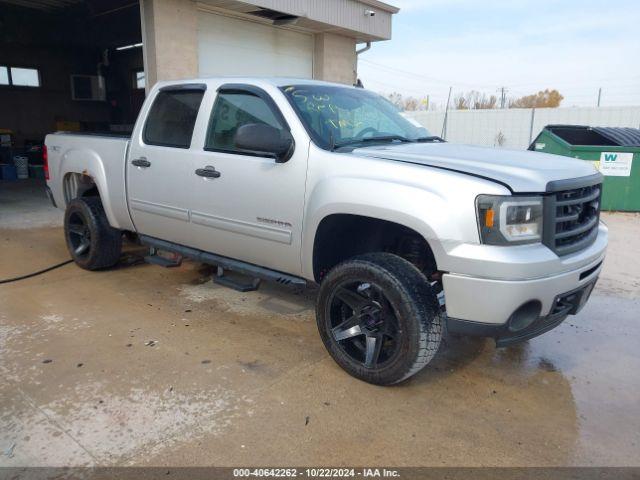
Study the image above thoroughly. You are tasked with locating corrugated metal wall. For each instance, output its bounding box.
[247,0,393,39]
[406,107,640,149]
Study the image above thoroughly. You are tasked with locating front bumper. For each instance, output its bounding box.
[441,223,607,346]
[447,277,597,347]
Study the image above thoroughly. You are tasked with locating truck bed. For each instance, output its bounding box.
[45,131,133,231]
[53,131,131,139]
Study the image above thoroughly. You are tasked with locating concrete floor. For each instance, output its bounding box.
[0,179,63,229]
[1,179,639,467]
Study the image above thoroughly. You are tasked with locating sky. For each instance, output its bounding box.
[357,0,640,109]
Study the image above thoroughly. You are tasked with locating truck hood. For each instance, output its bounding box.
[352,142,599,192]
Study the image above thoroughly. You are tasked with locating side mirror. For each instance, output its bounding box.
[234,123,295,163]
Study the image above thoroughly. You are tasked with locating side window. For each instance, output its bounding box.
[143,89,204,148]
[206,91,283,152]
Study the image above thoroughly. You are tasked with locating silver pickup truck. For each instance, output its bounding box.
[45,78,607,385]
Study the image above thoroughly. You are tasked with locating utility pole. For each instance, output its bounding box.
[442,87,453,139]
[597,87,602,107]
[499,87,509,109]
[528,108,536,145]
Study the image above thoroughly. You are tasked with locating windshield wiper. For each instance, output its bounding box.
[332,135,413,150]
[415,135,445,143]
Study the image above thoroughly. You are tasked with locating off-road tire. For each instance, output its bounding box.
[316,252,443,385]
[64,197,122,270]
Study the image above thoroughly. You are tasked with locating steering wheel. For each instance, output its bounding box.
[354,127,379,139]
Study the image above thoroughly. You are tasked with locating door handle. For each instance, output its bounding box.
[195,166,221,178]
[132,157,151,168]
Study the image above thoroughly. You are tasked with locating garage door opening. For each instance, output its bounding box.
[197,10,314,79]
[0,0,144,174]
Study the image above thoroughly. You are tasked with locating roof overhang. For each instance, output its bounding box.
[197,0,399,41]
[360,0,399,14]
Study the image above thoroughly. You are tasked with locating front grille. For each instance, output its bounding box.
[544,183,601,256]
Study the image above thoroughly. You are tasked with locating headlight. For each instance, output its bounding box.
[476,195,543,245]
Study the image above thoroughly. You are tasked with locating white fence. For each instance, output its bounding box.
[405,106,640,149]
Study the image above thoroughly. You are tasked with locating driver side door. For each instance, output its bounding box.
[189,85,309,276]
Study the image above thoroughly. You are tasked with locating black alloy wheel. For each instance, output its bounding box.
[67,211,92,258]
[64,197,122,270]
[316,253,442,385]
[328,281,401,369]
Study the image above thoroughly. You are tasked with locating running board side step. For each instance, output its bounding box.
[144,247,183,268]
[214,266,261,292]
[144,255,182,268]
[139,235,306,291]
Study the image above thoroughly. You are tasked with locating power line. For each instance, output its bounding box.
[364,78,640,102]
[509,80,640,89]
[359,59,497,88]
[359,59,640,95]
[362,78,435,97]
[359,64,640,109]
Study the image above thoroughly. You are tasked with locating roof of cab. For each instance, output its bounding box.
[153,77,358,91]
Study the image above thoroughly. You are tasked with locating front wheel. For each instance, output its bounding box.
[316,253,443,385]
[64,197,122,270]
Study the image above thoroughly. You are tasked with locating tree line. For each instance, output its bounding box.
[387,89,564,111]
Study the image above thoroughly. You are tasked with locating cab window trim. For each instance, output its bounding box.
[204,84,291,158]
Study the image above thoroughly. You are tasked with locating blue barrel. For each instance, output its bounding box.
[1,164,18,181]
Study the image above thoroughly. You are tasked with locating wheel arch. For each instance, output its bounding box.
[62,172,101,204]
[309,212,441,283]
[300,176,462,281]
[55,143,134,231]
[60,170,123,226]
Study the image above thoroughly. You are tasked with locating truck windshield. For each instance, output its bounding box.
[280,84,435,151]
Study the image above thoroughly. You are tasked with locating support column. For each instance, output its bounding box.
[313,33,357,85]
[140,0,199,92]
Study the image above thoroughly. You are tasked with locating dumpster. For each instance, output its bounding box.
[530,125,640,211]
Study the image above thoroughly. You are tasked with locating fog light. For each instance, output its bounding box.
[508,301,542,332]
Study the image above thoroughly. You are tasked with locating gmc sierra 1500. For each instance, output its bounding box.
[45,78,607,385]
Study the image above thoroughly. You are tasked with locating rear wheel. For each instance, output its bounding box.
[316,253,443,385]
[64,197,122,270]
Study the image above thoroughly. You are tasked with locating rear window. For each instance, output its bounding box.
[143,89,204,148]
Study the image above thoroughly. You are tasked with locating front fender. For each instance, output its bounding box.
[301,175,484,279]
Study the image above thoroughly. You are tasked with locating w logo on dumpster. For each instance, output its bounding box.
[599,151,632,177]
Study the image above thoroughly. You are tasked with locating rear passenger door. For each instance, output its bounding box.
[127,85,205,246]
